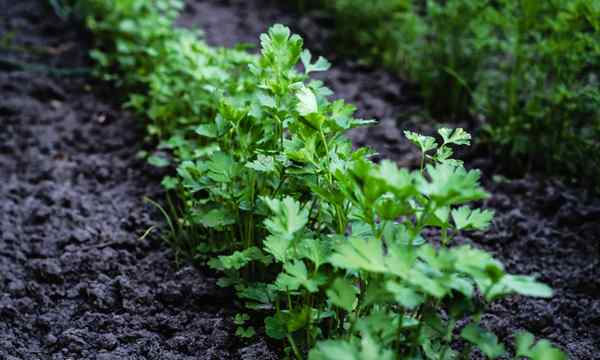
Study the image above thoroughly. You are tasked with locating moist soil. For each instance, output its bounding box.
[1,0,598,359]
[0,1,276,359]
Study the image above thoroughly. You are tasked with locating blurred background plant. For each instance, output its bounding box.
[291,0,600,187]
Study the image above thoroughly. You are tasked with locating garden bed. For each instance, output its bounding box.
[0,1,276,359]
[0,0,598,359]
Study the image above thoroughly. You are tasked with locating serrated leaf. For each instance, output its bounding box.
[434,146,454,163]
[207,152,238,182]
[370,160,416,196]
[438,128,471,146]
[263,196,309,236]
[329,237,387,273]
[246,154,276,172]
[404,130,437,153]
[452,245,506,296]
[326,278,358,312]
[161,176,178,189]
[452,206,495,230]
[385,281,424,309]
[311,333,394,360]
[217,247,271,270]
[237,282,274,305]
[359,333,396,360]
[516,332,567,360]
[418,163,489,205]
[461,324,505,359]
[296,237,331,270]
[297,86,318,116]
[260,24,303,69]
[197,208,236,228]
[447,274,474,297]
[309,340,358,360]
[235,326,256,338]
[263,234,291,263]
[234,313,250,325]
[300,49,331,74]
[275,260,325,293]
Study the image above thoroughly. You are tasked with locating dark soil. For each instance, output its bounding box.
[1,0,598,359]
[0,1,276,359]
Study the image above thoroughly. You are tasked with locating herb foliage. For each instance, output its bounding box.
[68,0,567,358]
[294,0,600,185]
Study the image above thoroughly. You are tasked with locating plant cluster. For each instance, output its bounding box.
[68,0,566,358]
[294,0,600,185]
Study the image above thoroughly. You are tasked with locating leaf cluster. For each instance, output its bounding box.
[299,0,600,187]
[73,1,567,359]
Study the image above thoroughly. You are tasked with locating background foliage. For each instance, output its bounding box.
[293,0,600,185]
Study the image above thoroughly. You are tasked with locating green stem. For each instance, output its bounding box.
[287,334,302,360]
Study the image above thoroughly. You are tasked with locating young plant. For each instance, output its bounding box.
[234,313,256,339]
[71,0,568,358]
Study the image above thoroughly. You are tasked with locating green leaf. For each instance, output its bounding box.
[197,208,236,228]
[195,123,217,138]
[275,260,325,293]
[296,237,331,270]
[234,313,250,325]
[385,281,424,309]
[406,265,447,298]
[309,340,358,360]
[260,24,303,69]
[329,237,387,273]
[453,245,506,296]
[447,274,474,297]
[147,154,170,167]
[161,176,178,190]
[418,163,489,205]
[433,145,462,166]
[246,154,276,172]
[452,206,495,230]
[438,128,471,146]
[237,283,274,306]
[263,234,291,263]
[297,86,318,116]
[285,135,317,163]
[207,152,238,182]
[404,130,437,153]
[263,196,309,237]
[235,326,256,338]
[516,332,567,360]
[370,160,416,196]
[216,247,271,270]
[257,93,276,108]
[359,333,395,360]
[460,324,505,359]
[500,275,553,298]
[265,314,287,340]
[300,49,331,74]
[326,278,358,312]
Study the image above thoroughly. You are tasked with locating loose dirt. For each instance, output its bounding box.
[1,0,598,359]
